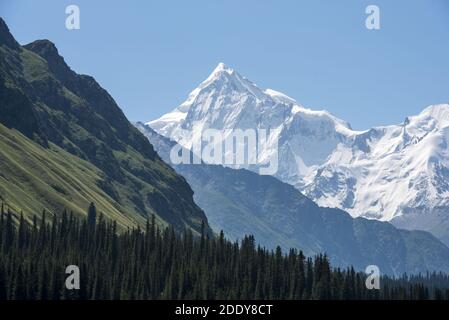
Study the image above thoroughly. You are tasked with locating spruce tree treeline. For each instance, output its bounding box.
[1,204,449,300]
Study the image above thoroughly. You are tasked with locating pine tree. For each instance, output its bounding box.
[87,202,97,228]
[0,261,7,300]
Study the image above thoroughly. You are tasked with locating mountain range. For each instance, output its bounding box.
[148,63,449,245]
[136,123,449,275]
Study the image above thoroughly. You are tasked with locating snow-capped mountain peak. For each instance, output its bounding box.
[149,63,359,183]
[197,62,267,103]
[148,63,272,136]
[208,62,234,78]
[410,103,449,129]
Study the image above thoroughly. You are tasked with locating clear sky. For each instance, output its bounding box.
[1,0,449,129]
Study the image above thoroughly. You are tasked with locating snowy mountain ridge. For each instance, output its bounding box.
[147,63,449,243]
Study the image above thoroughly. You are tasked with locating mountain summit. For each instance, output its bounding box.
[148,63,449,245]
[0,18,19,49]
[149,62,355,179]
[149,62,360,182]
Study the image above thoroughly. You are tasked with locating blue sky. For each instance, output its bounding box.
[1,0,449,129]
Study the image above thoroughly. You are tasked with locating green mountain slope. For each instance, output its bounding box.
[0,123,138,227]
[179,165,449,275]
[0,18,210,234]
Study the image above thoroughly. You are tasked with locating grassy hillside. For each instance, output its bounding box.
[0,123,142,228]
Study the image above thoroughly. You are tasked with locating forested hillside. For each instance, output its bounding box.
[1,204,449,300]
